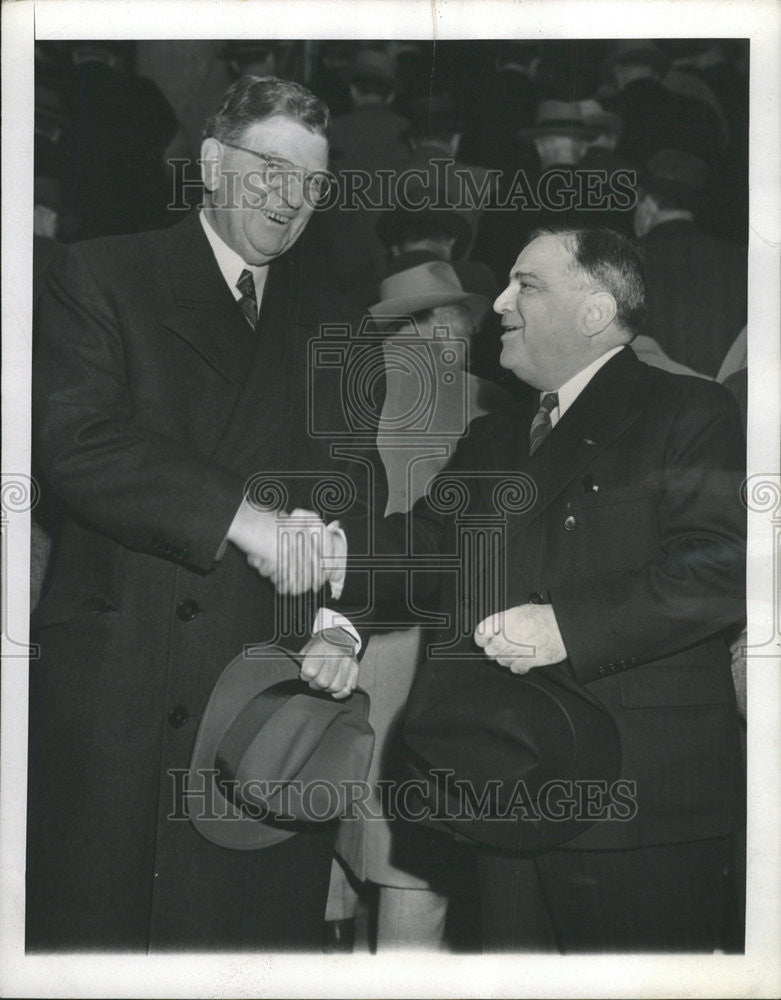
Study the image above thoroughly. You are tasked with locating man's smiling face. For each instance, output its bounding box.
[493,233,594,390]
[201,115,328,265]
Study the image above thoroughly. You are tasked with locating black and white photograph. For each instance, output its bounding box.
[2,0,779,997]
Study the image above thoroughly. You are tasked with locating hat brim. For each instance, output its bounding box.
[601,48,670,80]
[584,113,623,136]
[405,663,622,851]
[188,645,372,850]
[517,122,599,141]
[639,172,706,210]
[368,291,490,332]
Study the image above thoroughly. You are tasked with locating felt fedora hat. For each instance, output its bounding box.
[351,47,396,84]
[516,99,599,141]
[404,662,622,852]
[375,205,473,260]
[578,99,624,139]
[641,148,710,211]
[369,260,490,331]
[601,39,671,79]
[188,645,374,850]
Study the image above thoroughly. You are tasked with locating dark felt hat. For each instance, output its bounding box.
[351,48,396,84]
[601,39,671,79]
[406,92,462,138]
[641,148,710,209]
[188,645,374,850]
[404,661,622,851]
[376,205,473,259]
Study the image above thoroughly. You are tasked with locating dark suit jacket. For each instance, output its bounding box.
[640,219,747,378]
[393,347,745,850]
[28,211,377,948]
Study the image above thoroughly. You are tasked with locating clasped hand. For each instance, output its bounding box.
[474,602,567,673]
[228,499,341,596]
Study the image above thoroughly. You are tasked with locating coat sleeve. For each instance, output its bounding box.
[33,246,245,573]
[340,412,495,629]
[549,381,746,684]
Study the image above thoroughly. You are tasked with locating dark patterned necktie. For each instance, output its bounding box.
[529,391,559,456]
[236,268,258,330]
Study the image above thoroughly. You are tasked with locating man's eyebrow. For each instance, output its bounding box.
[510,269,543,284]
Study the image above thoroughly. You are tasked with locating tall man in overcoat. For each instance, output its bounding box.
[27,76,370,951]
[395,227,746,950]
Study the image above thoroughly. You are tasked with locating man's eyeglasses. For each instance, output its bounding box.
[220,141,333,204]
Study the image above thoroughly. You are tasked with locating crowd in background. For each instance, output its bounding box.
[34,38,749,390]
[31,38,750,953]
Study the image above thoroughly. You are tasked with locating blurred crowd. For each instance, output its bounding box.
[34,38,748,391]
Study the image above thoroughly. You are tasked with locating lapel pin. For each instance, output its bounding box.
[583,438,597,446]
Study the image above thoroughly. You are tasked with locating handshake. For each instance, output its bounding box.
[227,497,346,597]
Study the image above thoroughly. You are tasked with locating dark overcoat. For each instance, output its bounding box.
[399,347,746,850]
[27,212,375,949]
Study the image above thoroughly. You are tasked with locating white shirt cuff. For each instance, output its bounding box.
[325,520,347,600]
[312,607,362,654]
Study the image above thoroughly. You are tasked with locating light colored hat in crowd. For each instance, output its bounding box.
[516,99,599,141]
[578,99,624,139]
[369,260,490,331]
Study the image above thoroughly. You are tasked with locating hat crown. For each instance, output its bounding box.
[352,48,395,82]
[534,99,587,127]
[378,260,465,306]
[646,148,709,190]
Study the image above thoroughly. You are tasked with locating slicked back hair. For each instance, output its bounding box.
[529,226,647,338]
[202,75,330,144]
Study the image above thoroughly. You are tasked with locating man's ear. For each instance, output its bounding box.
[579,291,617,338]
[200,137,223,193]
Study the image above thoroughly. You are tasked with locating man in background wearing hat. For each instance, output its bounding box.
[635,148,747,377]
[601,40,726,167]
[375,205,506,386]
[473,98,636,285]
[326,259,512,950]
[369,226,745,950]
[28,74,376,951]
[396,93,493,261]
[322,47,411,307]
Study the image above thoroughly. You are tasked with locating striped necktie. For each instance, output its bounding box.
[236,268,258,329]
[529,391,559,456]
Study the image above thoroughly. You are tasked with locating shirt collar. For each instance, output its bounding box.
[199,211,269,304]
[545,345,626,422]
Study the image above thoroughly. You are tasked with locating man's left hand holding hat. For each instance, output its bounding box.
[300,626,360,700]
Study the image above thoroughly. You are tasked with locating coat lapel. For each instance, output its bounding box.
[160,212,255,385]
[499,348,648,537]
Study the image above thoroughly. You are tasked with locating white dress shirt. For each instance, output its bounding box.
[199,211,269,308]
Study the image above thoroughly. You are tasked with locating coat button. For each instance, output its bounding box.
[176,599,200,621]
[528,591,546,604]
[167,705,189,728]
[563,515,577,530]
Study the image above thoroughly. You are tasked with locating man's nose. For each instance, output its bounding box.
[493,285,513,314]
[278,170,305,208]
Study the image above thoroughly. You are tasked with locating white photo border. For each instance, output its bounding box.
[2,1,779,997]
